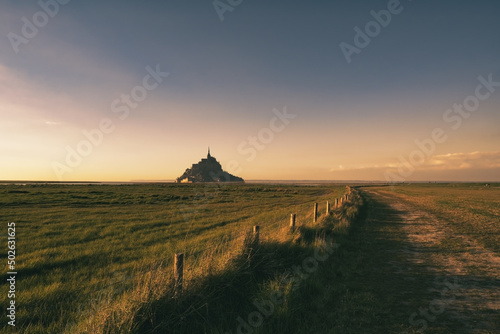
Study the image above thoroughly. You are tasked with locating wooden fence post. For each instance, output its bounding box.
[335,198,338,209]
[313,202,318,222]
[326,201,330,214]
[290,213,296,232]
[253,225,260,246]
[174,253,184,294]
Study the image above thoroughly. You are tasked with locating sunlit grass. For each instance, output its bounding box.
[0,183,346,333]
[385,183,500,254]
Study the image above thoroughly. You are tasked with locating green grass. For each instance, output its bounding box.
[239,183,499,334]
[347,184,500,333]
[380,183,500,254]
[0,183,346,333]
[70,186,364,333]
[2,183,497,333]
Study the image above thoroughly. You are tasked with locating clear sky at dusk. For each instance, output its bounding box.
[1,0,499,181]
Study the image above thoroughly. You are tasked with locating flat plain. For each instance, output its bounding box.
[1,183,498,333]
[0,183,345,333]
[354,184,500,333]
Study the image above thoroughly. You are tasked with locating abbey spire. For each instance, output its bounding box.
[176,148,244,183]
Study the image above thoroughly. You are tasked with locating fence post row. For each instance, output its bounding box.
[172,190,355,293]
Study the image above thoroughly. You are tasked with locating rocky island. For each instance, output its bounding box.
[176,148,244,183]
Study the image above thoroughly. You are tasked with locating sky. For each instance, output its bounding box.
[1,0,499,182]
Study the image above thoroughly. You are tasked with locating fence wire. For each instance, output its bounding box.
[66,189,352,329]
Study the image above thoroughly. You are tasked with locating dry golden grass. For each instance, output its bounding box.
[69,188,362,333]
[0,183,348,333]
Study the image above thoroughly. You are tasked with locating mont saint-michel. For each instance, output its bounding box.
[175,149,244,183]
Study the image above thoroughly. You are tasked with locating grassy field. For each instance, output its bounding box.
[379,183,500,254]
[236,183,499,333]
[0,183,347,333]
[344,184,500,333]
[2,183,497,333]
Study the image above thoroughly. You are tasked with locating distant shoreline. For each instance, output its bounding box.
[0,180,498,185]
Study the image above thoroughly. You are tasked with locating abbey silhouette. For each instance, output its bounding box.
[176,148,244,183]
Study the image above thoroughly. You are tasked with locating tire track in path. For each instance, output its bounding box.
[361,188,500,333]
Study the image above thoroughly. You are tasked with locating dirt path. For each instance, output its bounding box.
[361,188,500,333]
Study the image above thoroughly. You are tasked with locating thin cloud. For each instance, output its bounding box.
[330,151,500,173]
[427,151,500,170]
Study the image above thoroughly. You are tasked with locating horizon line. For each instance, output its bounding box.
[0,180,498,184]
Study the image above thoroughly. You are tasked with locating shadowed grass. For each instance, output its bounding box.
[0,183,346,333]
[69,188,364,333]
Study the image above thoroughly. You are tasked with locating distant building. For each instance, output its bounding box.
[176,148,244,183]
